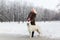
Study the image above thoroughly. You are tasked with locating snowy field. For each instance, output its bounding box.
[0,21,60,39]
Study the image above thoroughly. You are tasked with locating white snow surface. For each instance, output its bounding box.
[0,21,60,38]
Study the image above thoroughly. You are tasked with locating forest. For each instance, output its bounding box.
[0,0,60,22]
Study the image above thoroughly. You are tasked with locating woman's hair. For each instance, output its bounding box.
[31,8,37,14]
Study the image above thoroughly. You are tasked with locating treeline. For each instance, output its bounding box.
[0,0,60,22]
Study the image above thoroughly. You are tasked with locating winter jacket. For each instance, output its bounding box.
[27,12,36,25]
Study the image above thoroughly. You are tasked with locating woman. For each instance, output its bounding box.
[27,8,37,37]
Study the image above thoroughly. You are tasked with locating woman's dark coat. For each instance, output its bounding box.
[27,12,36,25]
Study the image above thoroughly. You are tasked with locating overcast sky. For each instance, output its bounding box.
[5,0,60,11]
[22,0,59,10]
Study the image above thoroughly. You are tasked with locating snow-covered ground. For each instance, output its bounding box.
[0,21,60,38]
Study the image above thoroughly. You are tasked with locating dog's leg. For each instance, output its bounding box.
[29,31,32,39]
[36,29,40,37]
[28,31,34,40]
[29,30,32,39]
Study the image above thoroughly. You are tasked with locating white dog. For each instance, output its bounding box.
[27,21,40,38]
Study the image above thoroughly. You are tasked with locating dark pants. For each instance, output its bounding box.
[30,20,35,37]
[32,31,34,37]
[30,20,35,25]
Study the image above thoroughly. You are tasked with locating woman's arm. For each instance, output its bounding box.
[27,12,32,19]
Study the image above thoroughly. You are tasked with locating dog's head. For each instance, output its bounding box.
[27,21,31,27]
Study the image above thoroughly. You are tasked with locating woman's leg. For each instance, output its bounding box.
[32,31,34,37]
[30,21,35,38]
[31,21,35,25]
